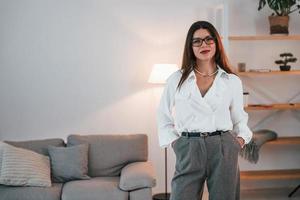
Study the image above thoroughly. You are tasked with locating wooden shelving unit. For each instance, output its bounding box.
[245,103,300,111]
[241,169,300,180]
[238,70,300,76]
[231,33,300,196]
[229,35,300,41]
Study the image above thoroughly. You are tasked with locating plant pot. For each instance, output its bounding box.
[279,65,291,71]
[268,16,289,35]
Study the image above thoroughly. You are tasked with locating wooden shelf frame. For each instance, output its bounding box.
[267,137,300,145]
[229,35,300,41]
[238,70,300,76]
[240,169,300,180]
[245,103,300,111]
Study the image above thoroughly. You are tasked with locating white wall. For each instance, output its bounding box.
[0,0,299,195]
[0,0,224,195]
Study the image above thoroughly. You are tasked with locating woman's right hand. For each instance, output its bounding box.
[171,138,179,148]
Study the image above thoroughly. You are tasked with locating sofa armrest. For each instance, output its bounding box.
[119,161,156,191]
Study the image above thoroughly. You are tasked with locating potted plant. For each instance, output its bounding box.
[258,0,300,34]
[275,53,297,71]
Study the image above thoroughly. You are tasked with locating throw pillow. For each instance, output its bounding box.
[0,142,10,176]
[0,142,51,187]
[48,144,90,182]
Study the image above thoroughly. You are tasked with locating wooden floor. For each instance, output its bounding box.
[241,187,300,200]
[201,187,300,200]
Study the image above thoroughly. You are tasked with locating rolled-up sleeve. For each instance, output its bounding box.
[230,76,253,144]
[157,77,180,148]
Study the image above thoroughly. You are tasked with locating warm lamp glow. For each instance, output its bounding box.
[148,64,179,84]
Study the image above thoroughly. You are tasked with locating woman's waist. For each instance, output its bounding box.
[181,130,231,137]
[174,121,233,133]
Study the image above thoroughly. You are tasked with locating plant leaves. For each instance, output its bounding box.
[258,0,266,10]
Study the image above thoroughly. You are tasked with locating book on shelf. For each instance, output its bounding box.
[248,69,272,72]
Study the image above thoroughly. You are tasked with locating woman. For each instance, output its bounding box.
[157,21,252,200]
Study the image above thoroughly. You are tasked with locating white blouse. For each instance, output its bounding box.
[157,66,253,148]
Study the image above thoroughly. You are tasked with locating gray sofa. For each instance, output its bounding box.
[0,134,156,200]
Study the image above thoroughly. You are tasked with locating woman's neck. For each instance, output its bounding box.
[195,60,217,74]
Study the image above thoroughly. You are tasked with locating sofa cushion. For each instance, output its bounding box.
[48,144,90,183]
[119,162,156,191]
[61,177,128,200]
[0,142,51,187]
[0,183,63,200]
[5,138,65,156]
[67,134,148,176]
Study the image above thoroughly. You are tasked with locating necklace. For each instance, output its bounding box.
[194,67,218,77]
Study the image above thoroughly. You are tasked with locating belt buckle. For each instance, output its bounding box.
[201,132,208,137]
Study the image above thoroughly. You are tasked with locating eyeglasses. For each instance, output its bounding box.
[192,36,215,47]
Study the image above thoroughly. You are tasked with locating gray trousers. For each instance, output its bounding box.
[170,131,241,200]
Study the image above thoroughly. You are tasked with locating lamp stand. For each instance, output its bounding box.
[153,148,170,200]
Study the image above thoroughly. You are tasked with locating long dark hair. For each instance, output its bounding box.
[177,21,235,90]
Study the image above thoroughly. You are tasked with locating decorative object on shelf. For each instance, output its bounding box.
[258,0,300,35]
[243,92,249,107]
[275,52,297,71]
[237,62,246,72]
[240,129,278,164]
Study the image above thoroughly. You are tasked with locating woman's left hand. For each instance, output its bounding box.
[236,137,245,149]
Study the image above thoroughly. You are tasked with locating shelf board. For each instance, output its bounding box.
[241,187,300,198]
[241,169,300,180]
[267,137,300,145]
[238,70,300,76]
[245,103,300,110]
[229,35,300,41]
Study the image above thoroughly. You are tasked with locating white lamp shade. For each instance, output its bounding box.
[148,64,179,84]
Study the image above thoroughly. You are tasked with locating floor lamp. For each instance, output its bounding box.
[148,64,178,200]
[152,148,170,200]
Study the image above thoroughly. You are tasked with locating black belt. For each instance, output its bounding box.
[182,130,229,137]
